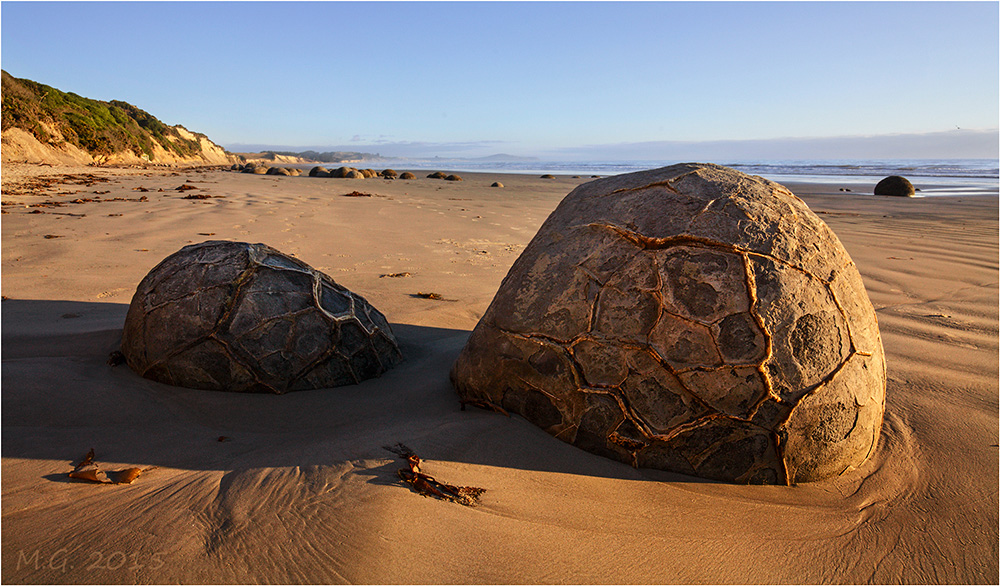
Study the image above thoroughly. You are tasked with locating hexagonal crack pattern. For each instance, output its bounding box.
[451,165,885,485]
[122,241,402,393]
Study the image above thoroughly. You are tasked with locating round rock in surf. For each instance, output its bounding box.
[874,175,915,197]
[121,240,402,393]
[450,163,886,484]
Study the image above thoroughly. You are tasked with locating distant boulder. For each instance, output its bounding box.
[287,168,302,176]
[427,171,448,179]
[445,174,463,182]
[874,176,915,197]
[309,166,330,177]
[540,174,556,179]
[399,172,416,180]
[230,164,241,171]
[252,165,269,175]
[266,167,292,176]
[345,170,365,179]
[491,182,504,188]
[360,168,378,178]
[380,169,398,179]
[330,166,357,178]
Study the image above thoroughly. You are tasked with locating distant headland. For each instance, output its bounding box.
[1,70,234,167]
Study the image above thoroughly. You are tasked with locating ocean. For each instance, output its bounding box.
[381,158,999,196]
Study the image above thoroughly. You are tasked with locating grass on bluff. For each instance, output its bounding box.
[1,69,206,160]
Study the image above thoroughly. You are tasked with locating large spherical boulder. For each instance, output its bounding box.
[380,169,398,179]
[451,163,886,484]
[122,241,402,393]
[874,175,915,197]
[399,172,416,180]
[309,166,330,177]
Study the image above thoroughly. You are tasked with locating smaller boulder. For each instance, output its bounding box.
[121,240,402,393]
[491,182,504,188]
[360,168,378,178]
[874,176,915,197]
[381,169,398,179]
[309,166,330,177]
[230,164,241,171]
[345,170,364,179]
[399,172,416,180]
[427,171,448,179]
[540,174,555,179]
[445,174,463,182]
[252,165,269,175]
[266,167,291,176]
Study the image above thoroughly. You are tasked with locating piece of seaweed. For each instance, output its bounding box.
[66,449,154,485]
[383,443,485,507]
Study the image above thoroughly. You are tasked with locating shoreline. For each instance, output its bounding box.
[2,162,997,583]
[5,159,996,198]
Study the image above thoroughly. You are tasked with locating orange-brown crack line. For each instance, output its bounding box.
[592,222,837,284]
[606,176,690,197]
[586,282,601,332]
[738,251,788,433]
[772,349,857,441]
[822,271,869,358]
[209,264,259,330]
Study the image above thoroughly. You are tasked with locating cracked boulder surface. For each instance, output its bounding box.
[121,240,401,393]
[450,163,886,484]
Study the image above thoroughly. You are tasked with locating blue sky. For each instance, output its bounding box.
[2,1,998,159]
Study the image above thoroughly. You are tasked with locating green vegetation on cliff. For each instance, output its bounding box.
[1,70,211,160]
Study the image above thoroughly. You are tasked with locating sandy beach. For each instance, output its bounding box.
[2,163,997,583]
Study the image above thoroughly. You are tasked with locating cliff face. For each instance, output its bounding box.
[234,152,319,166]
[1,70,235,167]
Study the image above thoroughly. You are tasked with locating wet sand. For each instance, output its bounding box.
[2,164,997,583]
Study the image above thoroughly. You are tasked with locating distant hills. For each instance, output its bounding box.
[268,150,380,164]
[1,70,233,166]
[224,145,540,164]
